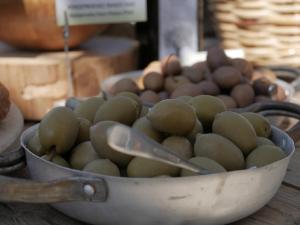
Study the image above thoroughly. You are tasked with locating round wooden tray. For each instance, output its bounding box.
[0,103,24,152]
[0,103,24,174]
[0,103,24,154]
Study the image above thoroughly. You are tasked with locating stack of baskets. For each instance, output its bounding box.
[210,0,300,67]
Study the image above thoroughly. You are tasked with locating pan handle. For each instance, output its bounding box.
[286,122,300,143]
[235,101,300,115]
[236,100,300,142]
[0,175,108,203]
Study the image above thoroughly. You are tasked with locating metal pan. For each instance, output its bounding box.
[0,102,300,225]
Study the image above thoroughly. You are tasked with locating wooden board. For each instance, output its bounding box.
[0,103,23,154]
[0,36,139,120]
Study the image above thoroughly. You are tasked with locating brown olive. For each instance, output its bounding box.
[254,95,271,103]
[140,90,161,104]
[231,84,255,107]
[252,78,277,96]
[143,72,164,91]
[206,47,231,72]
[192,61,210,78]
[170,83,202,98]
[217,95,237,109]
[231,58,253,79]
[197,80,220,95]
[161,55,182,76]
[164,76,190,94]
[182,66,205,83]
[212,66,242,89]
[112,78,140,94]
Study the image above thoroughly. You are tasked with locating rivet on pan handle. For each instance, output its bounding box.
[0,176,108,203]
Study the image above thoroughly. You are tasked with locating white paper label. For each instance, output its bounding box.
[55,0,147,26]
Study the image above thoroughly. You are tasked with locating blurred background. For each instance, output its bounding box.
[0,0,299,120]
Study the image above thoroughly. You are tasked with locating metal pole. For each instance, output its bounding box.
[63,11,74,97]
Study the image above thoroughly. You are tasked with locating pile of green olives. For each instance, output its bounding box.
[27,93,286,178]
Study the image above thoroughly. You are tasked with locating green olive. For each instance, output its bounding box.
[147,99,197,135]
[241,112,271,138]
[186,119,203,143]
[70,141,99,170]
[162,136,193,159]
[27,131,46,156]
[76,117,91,143]
[256,137,275,146]
[117,92,142,115]
[127,157,179,177]
[132,117,162,142]
[83,159,120,176]
[74,97,105,123]
[90,121,133,167]
[94,96,139,126]
[42,154,70,168]
[180,157,226,176]
[189,95,226,130]
[39,107,79,154]
[246,145,285,168]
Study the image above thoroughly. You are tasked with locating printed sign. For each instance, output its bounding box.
[56,0,147,26]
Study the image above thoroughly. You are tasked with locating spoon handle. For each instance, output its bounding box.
[107,124,210,175]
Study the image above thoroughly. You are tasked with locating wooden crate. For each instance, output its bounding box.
[0,37,139,120]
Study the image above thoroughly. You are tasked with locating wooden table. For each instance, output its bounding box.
[0,142,299,225]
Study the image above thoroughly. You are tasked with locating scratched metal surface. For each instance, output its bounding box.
[0,142,299,225]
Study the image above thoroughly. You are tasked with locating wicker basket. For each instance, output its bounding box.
[210,0,300,67]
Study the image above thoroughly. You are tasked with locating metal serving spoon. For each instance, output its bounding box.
[107,124,216,175]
